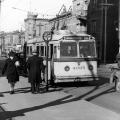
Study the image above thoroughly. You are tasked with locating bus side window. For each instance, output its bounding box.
[54,46,57,58]
[27,46,29,55]
[40,46,44,56]
[30,46,32,55]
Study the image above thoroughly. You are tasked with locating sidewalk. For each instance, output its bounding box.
[0,76,120,120]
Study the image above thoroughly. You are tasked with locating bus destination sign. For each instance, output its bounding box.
[64,36,90,40]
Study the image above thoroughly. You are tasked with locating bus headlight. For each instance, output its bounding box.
[64,66,70,71]
[89,65,93,70]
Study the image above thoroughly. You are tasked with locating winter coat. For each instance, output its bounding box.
[2,58,19,83]
[27,55,44,84]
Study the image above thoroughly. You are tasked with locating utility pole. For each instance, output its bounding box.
[0,0,2,56]
[100,0,113,64]
[0,0,3,56]
[119,0,120,52]
[0,0,2,30]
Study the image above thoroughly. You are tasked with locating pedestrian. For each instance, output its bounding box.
[27,50,44,94]
[110,53,120,92]
[2,51,20,94]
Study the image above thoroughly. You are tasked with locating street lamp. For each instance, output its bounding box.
[42,31,52,91]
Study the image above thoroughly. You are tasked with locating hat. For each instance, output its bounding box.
[32,50,38,55]
[8,51,15,57]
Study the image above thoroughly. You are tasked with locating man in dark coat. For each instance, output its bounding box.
[27,51,44,93]
[2,51,20,94]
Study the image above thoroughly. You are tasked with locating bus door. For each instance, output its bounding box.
[26,45,32,56]
[49,44,53,59]
[48,44,54,81]
[36,45,40,55]
[49,44,58,83]
[40,45,45,57]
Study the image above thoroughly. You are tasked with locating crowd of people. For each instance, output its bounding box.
[2,50,45,94]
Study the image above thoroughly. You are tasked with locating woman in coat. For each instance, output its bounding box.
[2,51,20,94]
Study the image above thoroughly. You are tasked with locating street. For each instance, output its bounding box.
[59,78,120,113]
[58,65,120,114]
[0,65,120,120]
[0,0,119,119]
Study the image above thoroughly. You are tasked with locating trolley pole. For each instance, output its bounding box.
[42,31,52,91]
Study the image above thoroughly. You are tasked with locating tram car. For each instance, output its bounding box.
[26,30,98,84]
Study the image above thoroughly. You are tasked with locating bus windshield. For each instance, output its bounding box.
[79,41,96,58]
[60,42,77,57]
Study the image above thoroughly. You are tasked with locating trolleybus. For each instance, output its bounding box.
[26,30,98,84]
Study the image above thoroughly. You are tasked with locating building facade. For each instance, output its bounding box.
[0,0,90,56]
[0,30,25,55]
[24,12,49,42]
[87,0,119,63]
[25,0,89,45]
[72,0,90,17]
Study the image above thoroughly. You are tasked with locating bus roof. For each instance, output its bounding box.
[27,30,95,44]
[52,30,94,41]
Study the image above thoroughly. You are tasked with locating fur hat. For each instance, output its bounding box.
[32,50,38,55]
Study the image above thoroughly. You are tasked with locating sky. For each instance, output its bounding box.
[1,0,73,32]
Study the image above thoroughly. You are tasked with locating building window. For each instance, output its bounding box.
[84,0,89,5]
[77,3,80,6]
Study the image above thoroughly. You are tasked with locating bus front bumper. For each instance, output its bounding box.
[54,75,99,83]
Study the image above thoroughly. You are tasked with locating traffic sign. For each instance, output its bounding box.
[42,31,52,42]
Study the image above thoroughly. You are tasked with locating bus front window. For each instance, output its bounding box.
[79,42,96,58]
[60,42,77,57]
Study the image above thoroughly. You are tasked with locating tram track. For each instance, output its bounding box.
[57,78,120,114]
